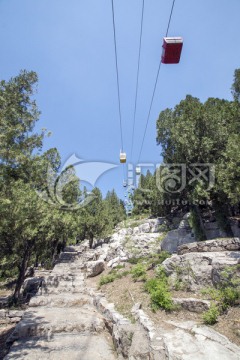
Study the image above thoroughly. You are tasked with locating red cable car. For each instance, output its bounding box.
[161,37,183,64]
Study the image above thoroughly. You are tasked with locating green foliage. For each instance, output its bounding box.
[79,187,116,248]
[145,275,174,312]
[154,265,166,279]
[99,273,117,286]
[127,257,144,265]
[144,266,174,311]
[202,304,220,325]
[99,269,130,286]
[131,263,147,281]
[231,68,240,101]
[133,70,240,219]
[0,71,126,301]
[127,252,170,269]
[221,287,240,309]
[201,265,240,318]
[104,189,126,228]
[201,287,222,302]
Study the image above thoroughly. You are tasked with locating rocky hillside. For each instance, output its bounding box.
[2,216,240,359]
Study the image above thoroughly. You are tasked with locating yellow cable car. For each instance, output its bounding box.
[120,151,126,163]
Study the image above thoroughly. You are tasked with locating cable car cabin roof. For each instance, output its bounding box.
[161,37,183,64]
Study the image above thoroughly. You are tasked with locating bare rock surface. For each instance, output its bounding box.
[178,237,240,254]
[163,320,240,360]
[162,251,240,290]
[161,217,196,254]
[172,297,211,313]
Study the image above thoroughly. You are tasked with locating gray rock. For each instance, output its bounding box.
[22,276,43,295]
[178,237,240,255]
[162,251,240,291]
[230,219,240,237]
[86,260,105,277]
[204,221,229,240]
[5,334,118,360]
[0,309,6,318]
[8,310,24,318]
[161,230,196,254]
[172,298,211,313]
[107,257,120,268]
[163,320,240,360]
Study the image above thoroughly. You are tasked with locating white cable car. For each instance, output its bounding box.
[123,181,127,187]
[136,166,141,175]
[120,151,126,163]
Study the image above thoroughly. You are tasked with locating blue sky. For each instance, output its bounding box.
[0,0,240,200]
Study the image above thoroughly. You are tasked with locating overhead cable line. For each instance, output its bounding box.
[130,0,145,162]
[137,0,176,164]
[111,0,124,152]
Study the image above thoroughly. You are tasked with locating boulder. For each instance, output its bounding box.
[204,221,228,240]
[160,215,196,253]
[230,218,240,237]
[22,276,43,296]
[172,298,211,313]
[161,229,196,254]
[86,260,105,277]
[162,251,240,291]
[107,257,120,268]
[178,237,240,255]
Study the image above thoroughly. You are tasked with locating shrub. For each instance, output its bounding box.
[201,284,240,311]
[148,252,171,268]
[127,257,143,265]
[202,304,219,325]
[145,278,159,293]
[145,271,174,312]
[131,263,147,281]
[99,273,116,286]
[150,282,174,311]
[158,251,171,263]
[155,265,168,280]
[99,269,130,286]
[114,264,125,270]
[221,287,240,309]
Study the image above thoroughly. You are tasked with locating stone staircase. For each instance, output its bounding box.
[4,236,240,360]
[4,250,118,360]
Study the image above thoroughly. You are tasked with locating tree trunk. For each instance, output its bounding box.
[193,205,207,240]
[13,248,30,302]
[89,235,94,249]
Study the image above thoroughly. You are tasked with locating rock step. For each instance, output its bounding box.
[42,278,85,287]
[29,294,92,308]
[58,252,79,261]
[7,307,106,344]
[5,333,117,360]
[64,246,82,253]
